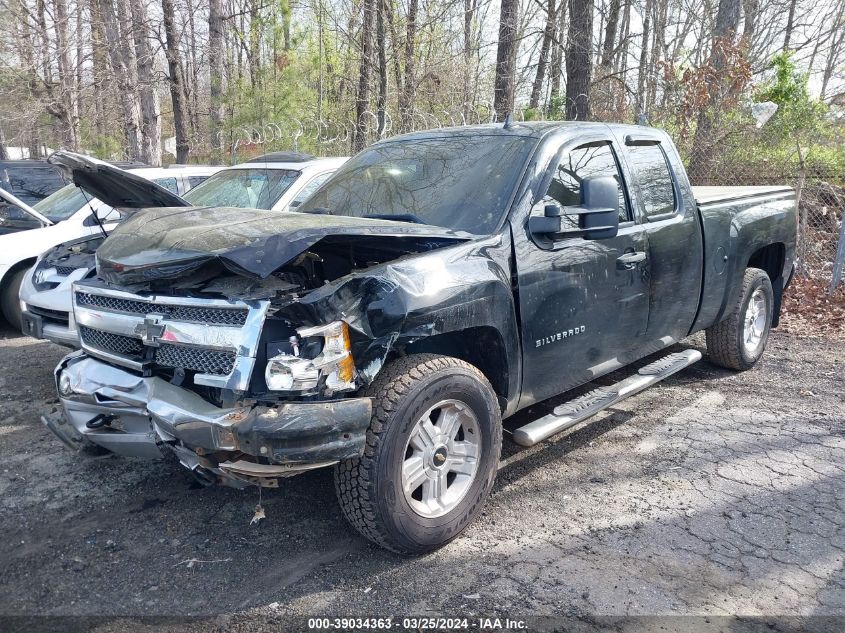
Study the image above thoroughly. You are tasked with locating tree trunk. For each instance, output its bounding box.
[96,0,142,161]
[600,0,621,68]
[636,0,651,118]
[376,0,388,136]
[398,0,418,130]
[208,0,225,161]
[162,0,190,163]
[783,0,797,51]
[89,0,108,148]
[565,0,594,120]
[130,0,161,166]
[353,0,376,153]
[529,0,557,110]
[462,0,477,121]
[493,0,519,121]
[0,123,9,160]
[689,0,742,181]
[51,0,80,149]
[549,0,567,108]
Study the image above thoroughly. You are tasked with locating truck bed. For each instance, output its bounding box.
[692,185,793,205]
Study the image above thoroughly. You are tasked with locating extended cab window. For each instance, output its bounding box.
[627,143,676,217]
[535,142,629,228]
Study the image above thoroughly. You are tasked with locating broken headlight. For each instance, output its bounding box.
[264,321,356,392]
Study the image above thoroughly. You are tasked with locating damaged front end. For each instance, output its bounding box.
[45,207,501,488]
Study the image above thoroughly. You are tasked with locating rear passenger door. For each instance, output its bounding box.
[512,135,651,407]
[614,132,703,345]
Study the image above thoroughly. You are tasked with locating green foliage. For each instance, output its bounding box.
[754,52,831,147]
[547,94,565,120]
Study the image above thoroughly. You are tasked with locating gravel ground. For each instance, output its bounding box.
[0,324,843,631]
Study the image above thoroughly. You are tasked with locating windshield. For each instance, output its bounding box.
[184,168,300,210]
[298,135,535,233]
[33,184,93,222]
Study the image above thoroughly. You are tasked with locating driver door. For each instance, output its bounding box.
[512,137,650,408]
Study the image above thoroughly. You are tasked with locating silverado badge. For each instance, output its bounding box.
[536,325,586,348]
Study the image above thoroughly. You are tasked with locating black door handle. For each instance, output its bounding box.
[617,251,647,269]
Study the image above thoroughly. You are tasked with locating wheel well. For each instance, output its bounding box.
[0,257,36,293]
[399,327,510,407]
[747,243,785,283]
[747,243,785,327]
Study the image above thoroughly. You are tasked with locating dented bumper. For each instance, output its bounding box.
[47,352,372,486]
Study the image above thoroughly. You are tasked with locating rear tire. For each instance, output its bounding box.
[1,268,26,332]
[335,354,502,554]
[706,267,773,371]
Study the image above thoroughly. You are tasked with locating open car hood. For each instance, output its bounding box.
[0,186,53,226]
[47,151,190,209]
[96,206,473,284]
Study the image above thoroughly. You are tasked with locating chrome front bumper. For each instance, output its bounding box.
[48,353,373,486]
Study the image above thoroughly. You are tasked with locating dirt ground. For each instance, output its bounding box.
[0,323,843,631]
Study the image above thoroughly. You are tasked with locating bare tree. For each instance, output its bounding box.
[353,0,376,152]
[529,0,557,110]
[566,0,594,119]
[208,0,225,161]
[96,0,142,160]
[493,0,519,120]
[690,0,743,176]
[162,0,190,163]
[130,0,161,165]
[398,0,418,129]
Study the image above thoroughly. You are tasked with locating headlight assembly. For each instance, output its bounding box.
[264,320,356,393]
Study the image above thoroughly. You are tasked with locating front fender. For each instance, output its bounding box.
[279,233,520,407]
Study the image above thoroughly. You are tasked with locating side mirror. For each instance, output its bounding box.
[529,176,620,240]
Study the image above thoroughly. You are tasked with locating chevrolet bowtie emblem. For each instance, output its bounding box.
[134,315,167,347]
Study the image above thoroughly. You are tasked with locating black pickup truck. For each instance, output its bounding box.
[44,122,796,553]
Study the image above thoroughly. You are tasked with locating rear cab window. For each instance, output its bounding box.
[626,143,677,220]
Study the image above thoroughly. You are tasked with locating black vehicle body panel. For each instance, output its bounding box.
[48,122,797,472]
[95,206,472,284]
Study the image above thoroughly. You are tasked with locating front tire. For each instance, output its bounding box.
[1,268,26,332]
[335,354,502,554]
[706,267,773,371]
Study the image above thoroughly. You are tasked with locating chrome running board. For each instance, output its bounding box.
[512,349,702,447]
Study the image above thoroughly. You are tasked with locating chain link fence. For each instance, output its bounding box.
[210,108,844,294]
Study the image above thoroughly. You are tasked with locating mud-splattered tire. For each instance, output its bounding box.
[706,267,773,371]
[1,268,26,331]
[335,354,502,554]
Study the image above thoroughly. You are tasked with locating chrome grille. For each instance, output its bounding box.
[79,326,144,358]
[73,284,267,391]
[75,292,248,326]
[155,344,236,376]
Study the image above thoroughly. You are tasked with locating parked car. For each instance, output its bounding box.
[0,159,219,332]
[18,154,346,345]
[0,159,145,234]
[0,160,70,234]
[43,123,797,554]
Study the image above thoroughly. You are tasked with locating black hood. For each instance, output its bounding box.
[47,151,190,209]
[96,206,472,284]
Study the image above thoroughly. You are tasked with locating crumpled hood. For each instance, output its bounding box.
[96,206,472,284]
